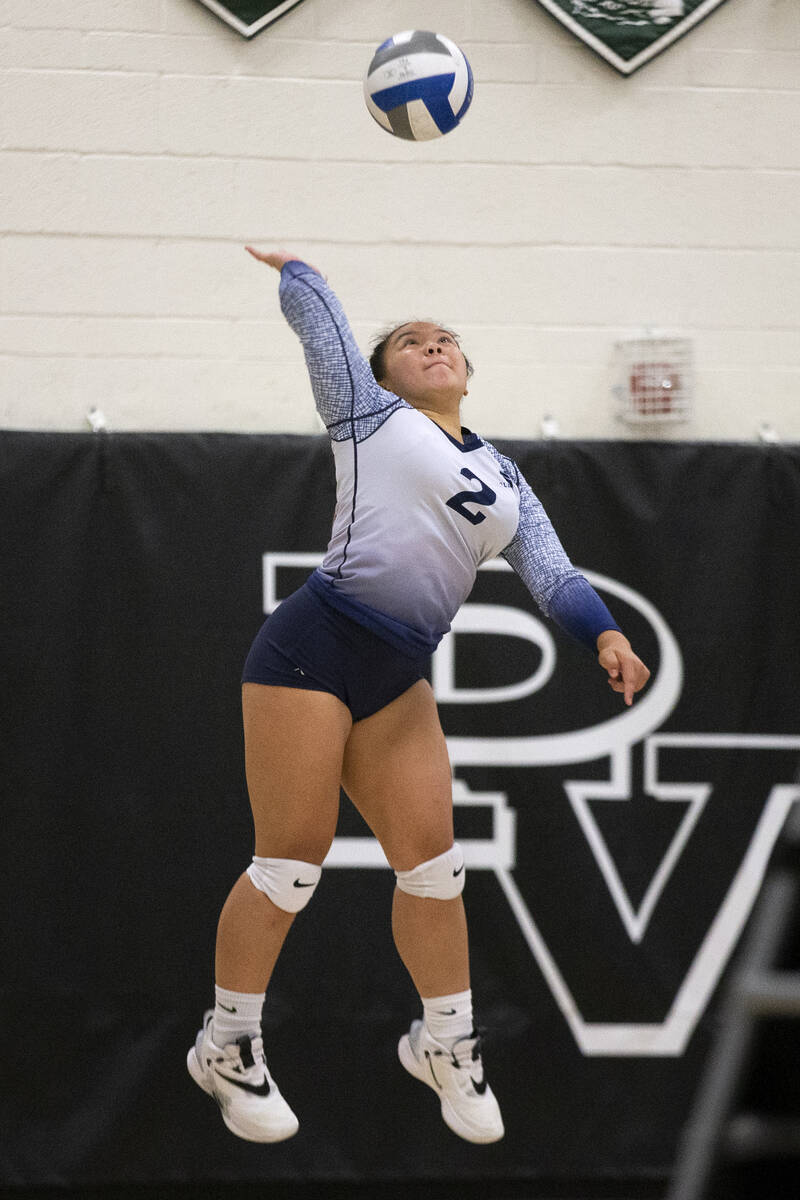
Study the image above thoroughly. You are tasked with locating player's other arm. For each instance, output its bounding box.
[245,246,389,428]
[494,456,650,706]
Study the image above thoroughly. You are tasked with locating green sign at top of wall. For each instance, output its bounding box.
[533,0,730,75]
[195,0,729,73]
[194,0,305,38]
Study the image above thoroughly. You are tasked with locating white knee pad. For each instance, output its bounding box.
[246,856,322,914]
[394,843,465,901]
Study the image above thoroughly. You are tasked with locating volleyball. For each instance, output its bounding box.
[363,30,474,142]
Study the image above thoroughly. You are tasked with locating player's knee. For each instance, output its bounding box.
[247,856,322,913]
[394,843,465,900]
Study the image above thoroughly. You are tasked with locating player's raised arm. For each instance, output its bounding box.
[245,245,388,429]
[245,246,322,274]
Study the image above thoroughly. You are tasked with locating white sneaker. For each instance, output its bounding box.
[187,1010,299,1143]
[398,1020,504,1144]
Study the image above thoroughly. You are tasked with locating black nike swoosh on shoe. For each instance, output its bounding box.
[293,879,316,888]
[424,1050,441,1090]
[214,1069,271,1097]
[471,1076,488,1095]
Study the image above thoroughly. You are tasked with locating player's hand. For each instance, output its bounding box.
[245,246,323,276]
[596,631,650,706]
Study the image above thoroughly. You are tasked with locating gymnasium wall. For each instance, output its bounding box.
[1,0,799,442]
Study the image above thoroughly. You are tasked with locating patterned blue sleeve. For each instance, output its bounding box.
[279,260,404,439]
[483,441,622,650]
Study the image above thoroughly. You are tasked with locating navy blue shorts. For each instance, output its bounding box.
[241,582,429,722]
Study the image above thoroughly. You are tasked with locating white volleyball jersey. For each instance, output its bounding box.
[279,261,619,655]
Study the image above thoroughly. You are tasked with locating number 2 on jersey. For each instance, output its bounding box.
[445,469,497,526]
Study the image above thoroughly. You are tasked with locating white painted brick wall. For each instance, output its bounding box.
[1,0,798,441]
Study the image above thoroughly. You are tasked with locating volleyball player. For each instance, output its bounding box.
[186,249,650,1145]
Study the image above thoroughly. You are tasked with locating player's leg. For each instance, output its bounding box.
[342,678,466,995]
[216,682,351,991]
[341,679,503,1143]
[188,682,352,1142]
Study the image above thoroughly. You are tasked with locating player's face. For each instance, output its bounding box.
[379,322,469,406]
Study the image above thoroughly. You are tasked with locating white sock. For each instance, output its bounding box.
[422,988,473,1048]
[211,986,265,1047]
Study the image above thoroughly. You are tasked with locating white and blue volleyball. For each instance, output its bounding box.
[364,30,473,141]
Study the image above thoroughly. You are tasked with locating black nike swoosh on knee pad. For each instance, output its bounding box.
[293,879,316,887]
